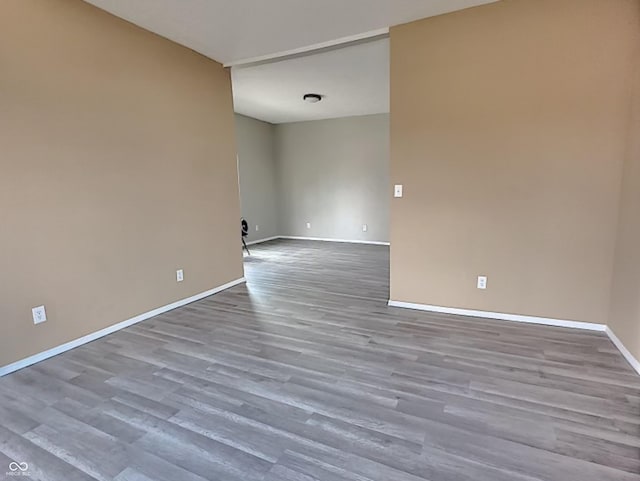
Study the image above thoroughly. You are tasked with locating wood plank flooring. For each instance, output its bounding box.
[1,239,639,480]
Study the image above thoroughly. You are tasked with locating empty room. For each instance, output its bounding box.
[1,0,639,480]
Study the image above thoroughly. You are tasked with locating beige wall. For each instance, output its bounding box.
[235,114,280,242]
[276,114,390,242]
[609,30,640,360]
[0,0,243,367]
[390,0,639,325]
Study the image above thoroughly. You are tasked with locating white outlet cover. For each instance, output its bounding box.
[176,269,184,282]
[306,222,311,229]
[477,276,488,289]
[363,224,368,232]
[32,305,47,324]
[255,225,259,231]
[394,184,403,198]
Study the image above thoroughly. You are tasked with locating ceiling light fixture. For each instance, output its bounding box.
[303,93,323,103]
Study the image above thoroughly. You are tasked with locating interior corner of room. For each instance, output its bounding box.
[2,0,639,385]
[232,0,640,375]
[2,0,640,478]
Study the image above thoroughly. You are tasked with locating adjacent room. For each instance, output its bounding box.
[233,38,390,251]
[1,1,639,480]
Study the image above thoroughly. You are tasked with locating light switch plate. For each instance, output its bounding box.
[394,184,403,198]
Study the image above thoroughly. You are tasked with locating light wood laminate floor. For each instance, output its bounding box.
[1,239,639,480]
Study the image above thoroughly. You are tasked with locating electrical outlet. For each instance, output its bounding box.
[255,225,259,232]
[306,222,311,229]
[362,224,368,232]
[477,276,487,290]
[176,269,184,282]
[394,184,403,198]
[32,305,47,324]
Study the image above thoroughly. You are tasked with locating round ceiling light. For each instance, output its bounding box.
[303,93,323,103]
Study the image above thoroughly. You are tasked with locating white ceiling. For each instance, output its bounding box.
[83,0,498,66]
[232,39,389,124]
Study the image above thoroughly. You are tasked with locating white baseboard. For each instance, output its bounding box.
[605,326,640,375]
[387,300,606,332]
[0,277,246,377]
[280,236,390,246]
[247,236,280,246]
